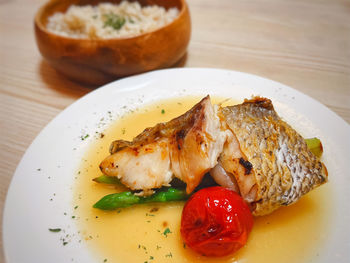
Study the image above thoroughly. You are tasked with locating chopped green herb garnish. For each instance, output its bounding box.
[103,259,107,262]
[161,109,165,114]
[81,134,89,140]
[165,252,173,258]
[49,228,61,232]
[63,241,68,246]
[72,216,75,219]
[103,13,126,30]
[74,205,78,209]
[150,256,154,260]
[121,128,126,134]
[163,227,171,237]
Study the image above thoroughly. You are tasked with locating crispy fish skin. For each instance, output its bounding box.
[221,97,328,216]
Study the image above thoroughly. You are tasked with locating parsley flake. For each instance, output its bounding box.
[49,228,61,232]
[103,13,126,30]
[81,134,89,140]
[163,227,172,237]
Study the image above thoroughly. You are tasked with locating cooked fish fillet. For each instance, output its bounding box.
[220,97,328,216]
[100,95,328,216]
[100,96,227,194]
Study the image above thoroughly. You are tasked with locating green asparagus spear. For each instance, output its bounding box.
[305,137,323,158]
[93,191,140,210]
[93,188,188,210]
[93,175,122,185]
[140,188,189,203]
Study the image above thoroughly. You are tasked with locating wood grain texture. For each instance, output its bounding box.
[0,0,349,261]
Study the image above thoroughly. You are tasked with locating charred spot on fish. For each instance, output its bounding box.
[243,97,273,110]
[176,129,186,140]
[144,147,154,152]
[152,130,162,140]
[131,147,139,156]
[239,158,253,175]
[176,129,186,150]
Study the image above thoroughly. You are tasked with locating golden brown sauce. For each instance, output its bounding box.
[74,97,332,263]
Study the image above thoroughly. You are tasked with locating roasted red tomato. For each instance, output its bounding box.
[180,186,254,257]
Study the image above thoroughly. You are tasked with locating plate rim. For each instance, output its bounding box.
[3,67,350,263]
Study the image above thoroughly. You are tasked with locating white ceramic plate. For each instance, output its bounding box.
[3,68,350,263]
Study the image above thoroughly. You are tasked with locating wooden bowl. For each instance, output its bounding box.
[34,0,191,85]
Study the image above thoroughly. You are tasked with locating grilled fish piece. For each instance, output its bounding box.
[100,95,328,216]
[219,97,328,216]
[100,96,227,195]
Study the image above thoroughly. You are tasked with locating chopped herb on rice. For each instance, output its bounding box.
[47,1,179,39]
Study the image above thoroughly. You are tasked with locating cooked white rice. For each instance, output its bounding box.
[46,1,179,39]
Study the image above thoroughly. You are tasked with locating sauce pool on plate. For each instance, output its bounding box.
[74,97,332,263]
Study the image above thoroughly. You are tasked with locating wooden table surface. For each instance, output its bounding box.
[0,0,349,261]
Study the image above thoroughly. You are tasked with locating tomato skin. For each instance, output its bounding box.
[180,186,254,257]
